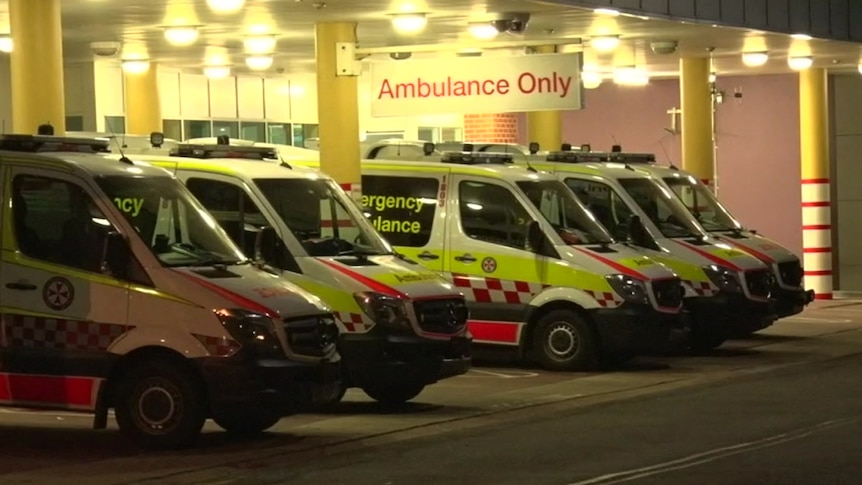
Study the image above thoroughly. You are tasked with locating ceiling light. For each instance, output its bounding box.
[791,33,812,40]
[0,35,12,53]
[709,71,717,83]
[122,59,150,74]
[207,0,245,13]
[468,22,498,40]
[741,51,769,67]
[243,35,276,54]
[245,55,273,70]
[163,26,199,46]
[613,66,650,86]
[591,35,620,52]
[788,55,813,70]
[858,63,862,75]
[594,8,621,16]
[204,65,231,79]
[391,13,427,34]
[581,71,603,89]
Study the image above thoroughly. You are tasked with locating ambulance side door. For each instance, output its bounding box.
[0,164,131,411]
[359,169,447,273]
[444,175,547,347]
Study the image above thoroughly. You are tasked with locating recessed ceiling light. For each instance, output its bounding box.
[391,13,427,34]
[594,8,620,16]
[122,59,150,74]
[581,70,603,89]
[468,22,498,40]
[591,35,620,52]
[163,26,199,46]
[742,51,769,67]
[791,33,812,40]
[204,65,231,78]
[246,55,273,70]
[788,55,813,70]
[207,0,245,13]
[243,35,277,54]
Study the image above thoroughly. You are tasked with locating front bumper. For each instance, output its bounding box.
[773,286,816,318]
[687,292,778,337]
[338,330,472,389]
[197,354,340,417]
[589,304,689,355]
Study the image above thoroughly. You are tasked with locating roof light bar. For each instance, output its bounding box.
[441,151,514,165]
[170,144,278,160]
[0,134,111,153]
[547,150,656,164]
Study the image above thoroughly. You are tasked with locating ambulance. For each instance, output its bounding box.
[607,153,815,320]
[293,150,690,371]
[0,134,340,450]
[519,150,779,347]
[113,142,472,406]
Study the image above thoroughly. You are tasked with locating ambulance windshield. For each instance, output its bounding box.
[662,176,743,232]
[617,178,706,239]
[516,180,615,245]
[255,178,392,257]
[96,175,247,267]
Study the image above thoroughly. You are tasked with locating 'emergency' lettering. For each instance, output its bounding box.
[360,195,424,214]
[113,197,144,217]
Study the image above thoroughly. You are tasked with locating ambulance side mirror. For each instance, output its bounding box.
[254,226,281,269]
[527,220,547,254]
[102,231,131,279]
[627,215,659,250]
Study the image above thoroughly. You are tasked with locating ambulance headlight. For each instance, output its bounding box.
[354,291,410,329]
[215,308,282,357]
[702,264,742,293]
[605,274,649,305]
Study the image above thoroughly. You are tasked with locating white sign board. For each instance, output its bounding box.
[369,53,583,117]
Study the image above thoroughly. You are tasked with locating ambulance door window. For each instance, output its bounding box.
[564,178,634,241]
[185,178,268,256]
[12,174,114,273]
[458,181,532,250]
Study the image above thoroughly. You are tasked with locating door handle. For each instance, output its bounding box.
[6,282,37,291]
[454,254,477,263]
[417,251,440,260]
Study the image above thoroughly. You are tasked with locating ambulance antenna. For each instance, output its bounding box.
[105,119,134,165]
[658,139,678,170]
[276,148,292,169]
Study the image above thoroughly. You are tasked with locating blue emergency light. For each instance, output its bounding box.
[0,134,112,153]
[170,144,278,160]
[440,151,514,165]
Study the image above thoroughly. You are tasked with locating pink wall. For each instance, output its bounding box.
[518,74,802,256]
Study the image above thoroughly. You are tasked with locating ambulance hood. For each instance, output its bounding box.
[558,242,680,281]
[711,231,800,265]
[171,264,332,319]
[661,236,769,273]
[314,254,462,301]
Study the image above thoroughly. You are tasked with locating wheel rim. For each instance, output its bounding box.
[544,322,579,361]
[134,377,182,434]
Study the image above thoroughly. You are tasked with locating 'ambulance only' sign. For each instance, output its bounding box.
[368,52,584,117]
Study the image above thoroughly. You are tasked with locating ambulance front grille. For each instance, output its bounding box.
[651,278,684,309]
[745,269,773,299]
[413,297,469,334]
[283,314,339,358]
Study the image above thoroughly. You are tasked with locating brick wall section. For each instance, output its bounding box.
[463,113,519,143]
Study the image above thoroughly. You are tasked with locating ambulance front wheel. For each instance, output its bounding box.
[114,358,208,450]
[532,309,599,372]
[213,410,281,436]
[362,380,426,406]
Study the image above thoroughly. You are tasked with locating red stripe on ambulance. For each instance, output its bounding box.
[0,373,100,409]
[468,320,519,344]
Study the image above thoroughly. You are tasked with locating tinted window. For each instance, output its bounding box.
[565,178,636,241]
[12,175,114,273]
[517,180,613,245]
[459,180,533,250]
[617,178,703,238]
[186,178,267,255]
[360,175,439,247]
[663,176,741,232]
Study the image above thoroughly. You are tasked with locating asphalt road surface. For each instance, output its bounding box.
[222,351,862,485]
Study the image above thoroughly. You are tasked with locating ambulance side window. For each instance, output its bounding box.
[458,181,532,250]
[360,175,438,247]
[565,178,633,240]
[185,178,267,255]
[12,174,113,273]
[368,145,426,160]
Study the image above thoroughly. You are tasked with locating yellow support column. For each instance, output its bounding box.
[9,0,66,135]
[799,68,832,300]
[679,57,714,188]
[315,22,361,201]
[124,63,163,135]
[527,45,562,151]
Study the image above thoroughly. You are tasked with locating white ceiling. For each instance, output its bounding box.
[1,0,861,79]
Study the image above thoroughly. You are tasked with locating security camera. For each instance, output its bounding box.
[650,40,678,55]
[390,52,412,60]
[90,41,121,57]
[506,13,531,34]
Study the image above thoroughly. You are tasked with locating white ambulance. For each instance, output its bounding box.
[0,134,340,450]
[113,142,472,406]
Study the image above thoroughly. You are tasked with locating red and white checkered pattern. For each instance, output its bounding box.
[335,311,373,333]
[683,280,719,297]
[192,334,242,357]
[1,315,132,351]
[449,273,549,304]
[583,290,624,308]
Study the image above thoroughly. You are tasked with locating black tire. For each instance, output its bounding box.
[688,326,728,354]
[214,410,281,436]
[114,358,208,450]
[362,380,425,406]
[315,380,348,408]
[532,309,598,371]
